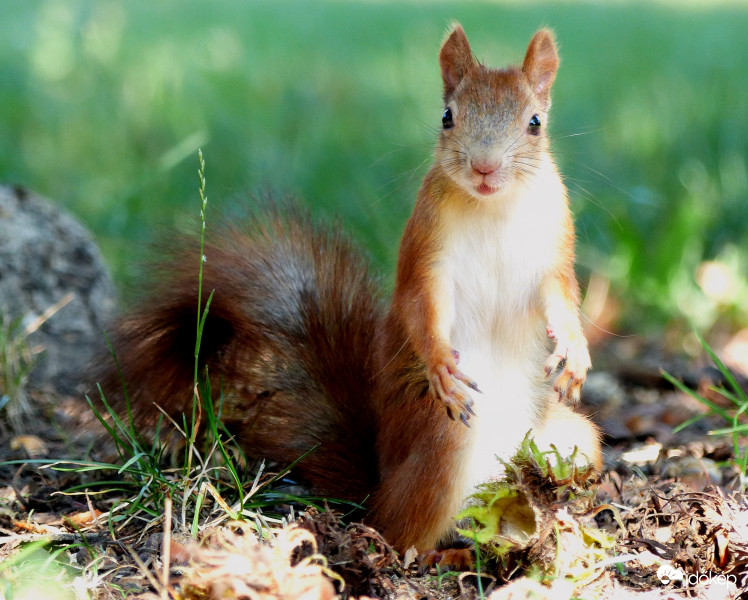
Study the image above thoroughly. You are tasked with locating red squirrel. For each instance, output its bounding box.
[95,24,601,557]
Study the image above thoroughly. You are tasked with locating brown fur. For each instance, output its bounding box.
[94,214,383,502]
[369,23,599,550]
[91,25,600,556]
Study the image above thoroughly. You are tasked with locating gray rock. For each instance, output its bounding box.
[0,185,116,394]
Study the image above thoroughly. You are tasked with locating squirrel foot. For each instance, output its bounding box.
[429,348,479,426]
[544,334,591,406]
[417,547,474,575]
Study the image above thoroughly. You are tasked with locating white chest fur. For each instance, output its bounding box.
[439,170,566,491]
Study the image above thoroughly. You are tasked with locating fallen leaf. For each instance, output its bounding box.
[66,509,103,528]
[10,435,48,456]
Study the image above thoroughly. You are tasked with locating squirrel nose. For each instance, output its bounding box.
[471,159,501,176]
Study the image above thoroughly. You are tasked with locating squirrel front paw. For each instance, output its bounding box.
[544,330,591,405]
[429,348,479,426]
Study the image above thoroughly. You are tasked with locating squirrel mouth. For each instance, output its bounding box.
[476,183,499,196]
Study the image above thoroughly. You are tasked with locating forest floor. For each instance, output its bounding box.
[1,335,748,600]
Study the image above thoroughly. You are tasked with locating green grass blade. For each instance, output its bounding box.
[195,290,215,357]
[697,332,746,403]
[117,452,149,475]
[672,414,705,434]
[709,423,748,436]
[660,369,732,421]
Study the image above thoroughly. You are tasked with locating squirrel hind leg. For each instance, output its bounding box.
[532,400,602,471]
[371,395,471,554]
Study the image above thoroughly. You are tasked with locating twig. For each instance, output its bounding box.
[0,532,111,544]
[162,492,172,600]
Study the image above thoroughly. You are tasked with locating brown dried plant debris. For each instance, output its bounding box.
[615,477,748,596]
[296,509,401,599]
[130,511,411,600]
[132,521,339,600]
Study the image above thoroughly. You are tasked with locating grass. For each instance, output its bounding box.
[1,293,73,432]
[0,314,35,433]
[1,1,747,333]
[0,540,79,600]
[662,333,748,489]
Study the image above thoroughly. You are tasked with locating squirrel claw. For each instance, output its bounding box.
[546,336,590,406]
[569,385,581,405]
[544,353,564,378]
[445,406,471,427]
[555,371,584,406]
[430,351,478,426]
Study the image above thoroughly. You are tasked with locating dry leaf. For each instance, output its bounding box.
[66,509,103,528]
[9,435,48,456]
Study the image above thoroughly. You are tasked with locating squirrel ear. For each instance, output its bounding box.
[439,24,475,97]
[522,29,559,109]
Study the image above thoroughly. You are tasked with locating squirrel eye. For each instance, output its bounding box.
[442,107,454,129]
[528,114,541,134]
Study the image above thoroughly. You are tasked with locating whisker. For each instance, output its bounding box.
[552,127,603,140]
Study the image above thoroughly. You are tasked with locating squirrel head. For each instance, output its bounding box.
[436,25,560,201]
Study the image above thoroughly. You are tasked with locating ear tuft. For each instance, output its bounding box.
[522,29,559,109]
[439,23,476,97]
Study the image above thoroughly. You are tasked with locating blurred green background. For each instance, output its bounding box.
[2,0,747,336]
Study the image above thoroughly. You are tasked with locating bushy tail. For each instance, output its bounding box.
[92,211,384,502]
